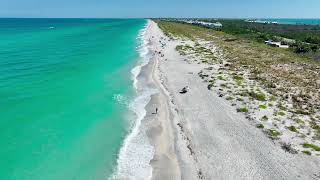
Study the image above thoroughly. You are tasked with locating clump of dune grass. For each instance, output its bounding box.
[310,121,320,140]
[257,124,264,129]
[303,143,320,151]
[217,75,225,81]
[268,129,281,137]
[287,126,299,133]
[233,75,244,86]
[226,96,234,101]
[259,105,267,109]
[249,91,266,101]
[302,150,311,155]
[261,115,269,121]
[294,118,305,125]
[237,107,249,113]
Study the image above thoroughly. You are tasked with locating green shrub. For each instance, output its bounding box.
[294,119,305,125]
[310,121,320,140]
[261,115,269,121]
[259,105,267,109]
[302,150,311,155]
[270,96,277,101]
[226,96,234,101]
[249,91,266,101]
[257,124,264,129]
[268,129,281,137]
[233,75,244,85]
[217,75,225,80]
[287,126,299,133]
[176,45,183,51]
[237,97,244,101]
[310,121,320,131]
[303,143,320,151]
[278,104,286,111]
[294,41,314,53]
[237,107,249,113]
[233,75,244,81]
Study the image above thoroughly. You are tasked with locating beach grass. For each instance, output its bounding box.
[303,143,320,151]
[237,107,249,113]
[157,20,320,155]
[268,129,281,137]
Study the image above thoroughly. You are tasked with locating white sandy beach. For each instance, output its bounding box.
[143,21,320,179]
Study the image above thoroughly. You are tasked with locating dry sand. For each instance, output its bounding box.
[144,21,320,180]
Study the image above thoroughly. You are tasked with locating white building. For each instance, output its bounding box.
[183,20,222,29]
[265,40,289,48]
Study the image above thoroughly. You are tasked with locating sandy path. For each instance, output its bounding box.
[147,21,320,180]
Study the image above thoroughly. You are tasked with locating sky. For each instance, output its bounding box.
[1,0,320,18]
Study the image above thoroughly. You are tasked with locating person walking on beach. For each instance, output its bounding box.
[155,108,158,114]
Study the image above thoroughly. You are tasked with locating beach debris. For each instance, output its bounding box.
[198,170,205,179]
[187,144,195,155]
[177,123,184,131]
[313,173,320,179]
[280,142,298,154]
[207,84,214,90]
[179,86,189,94]
[152,107,158,115]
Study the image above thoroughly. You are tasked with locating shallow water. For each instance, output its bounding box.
[257,18,320,25]
[0,18,146,179]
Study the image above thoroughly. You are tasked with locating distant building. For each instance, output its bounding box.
[246,19,279,24]
[182,20,222,29]
[265,40,289,48]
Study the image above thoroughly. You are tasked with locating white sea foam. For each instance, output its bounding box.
[113,94,129,106]
[111,20,157,180]
[131,27,151,90]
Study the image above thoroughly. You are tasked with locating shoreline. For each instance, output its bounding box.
[143,21,182,180]
[112,20,157,179]
[145,21,200,180]
[114,19,320,179]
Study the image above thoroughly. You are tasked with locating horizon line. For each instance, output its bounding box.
[0,17,320,19]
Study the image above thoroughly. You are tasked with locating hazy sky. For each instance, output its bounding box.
[1,0,320,18]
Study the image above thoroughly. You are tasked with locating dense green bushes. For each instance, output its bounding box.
[203,19,320,55]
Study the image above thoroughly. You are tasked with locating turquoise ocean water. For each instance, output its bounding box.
[0,18,149,179]
[257,18,320,25]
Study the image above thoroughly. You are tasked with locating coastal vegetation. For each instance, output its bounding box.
[237,107,249,113]
[268,129,281,137]
[204,19,320,60]
[303,143,320,151]
[157,20,320,155]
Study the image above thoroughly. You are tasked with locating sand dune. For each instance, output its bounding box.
[144,21,320,180]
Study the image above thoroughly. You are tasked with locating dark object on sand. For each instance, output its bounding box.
[179,86,189,94]
[281,143,298,154]
[152,108,158,115]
